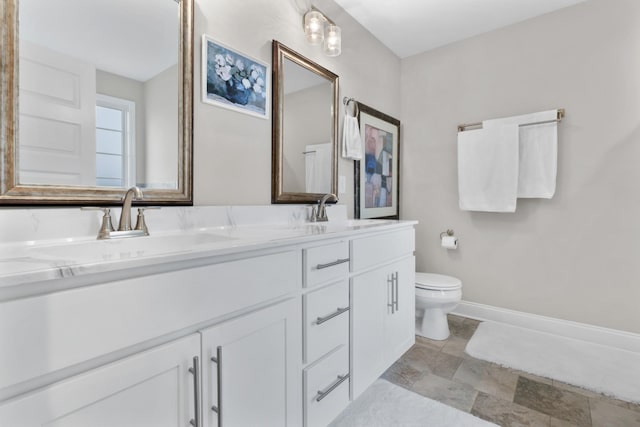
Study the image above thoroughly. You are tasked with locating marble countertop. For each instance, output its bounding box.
[0,218,416,289]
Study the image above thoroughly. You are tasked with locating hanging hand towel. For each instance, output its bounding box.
[342,110,363,160]
[484,110,558,198]
[305,143,332,193]
[458,124,519,212]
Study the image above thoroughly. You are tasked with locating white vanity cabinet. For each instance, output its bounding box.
[350,229,416,399]
[0,250,301,427]
[0,217,417,427]
[200,297,301,427]
[0,334,201,427]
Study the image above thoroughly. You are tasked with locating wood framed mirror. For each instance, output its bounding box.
[0,0,193,205]
[271,40,338,204]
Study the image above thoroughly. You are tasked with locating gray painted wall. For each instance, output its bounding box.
[193,0,401,213]
[401,0,640,333]
[144,65,178,187]
[283,83,333,194]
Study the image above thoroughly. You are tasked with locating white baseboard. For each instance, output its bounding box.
[452,301,640,354]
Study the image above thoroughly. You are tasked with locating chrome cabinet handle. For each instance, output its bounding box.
[387,275,395,314]
[188,356,201,427]
[316,306,349,325]
[316,373,350,402]
[210,346,222,426]
[394,272,399,311]
[316,258,350,270]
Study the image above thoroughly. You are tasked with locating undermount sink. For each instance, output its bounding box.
[21,219,397,264]
[228,219,397,238]
[308,219,396,228]
[339,219,395,226]
[28,232,237,262]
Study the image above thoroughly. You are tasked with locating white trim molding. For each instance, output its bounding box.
[452,301,640,354]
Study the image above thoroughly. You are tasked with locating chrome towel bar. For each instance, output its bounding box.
[458,109,564,132]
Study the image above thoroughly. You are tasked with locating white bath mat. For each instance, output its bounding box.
[466,321,640,403]
[329,379,497,427]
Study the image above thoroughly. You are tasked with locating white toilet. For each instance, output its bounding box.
[415,273,462,340]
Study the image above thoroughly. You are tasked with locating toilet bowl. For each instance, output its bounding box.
[415,273,462,340]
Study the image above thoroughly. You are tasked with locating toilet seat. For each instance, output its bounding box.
[415,273,461,291]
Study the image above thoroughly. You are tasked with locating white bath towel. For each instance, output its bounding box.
[484,110,558,198]
[458,124,519,212]
[342,114,363,160]
[305,143,332,193]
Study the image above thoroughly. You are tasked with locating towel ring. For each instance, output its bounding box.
[343,96,359,117]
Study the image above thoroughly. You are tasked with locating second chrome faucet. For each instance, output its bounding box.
[118,186,144,231]
[311,193,338,222]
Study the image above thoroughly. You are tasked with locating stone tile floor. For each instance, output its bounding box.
[382,315,640,427]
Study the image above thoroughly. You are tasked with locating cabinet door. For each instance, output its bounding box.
[384,256,416,363]
[350,266,387,399]
[351,255,416,400]
[0,334,201,427]
[200,298,302,427]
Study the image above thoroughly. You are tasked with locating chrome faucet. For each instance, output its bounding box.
[82,186,158,239]
[311,193,338,222]
[118,186,144,231]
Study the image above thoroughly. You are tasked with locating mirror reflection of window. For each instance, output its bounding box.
[95,96,136,188]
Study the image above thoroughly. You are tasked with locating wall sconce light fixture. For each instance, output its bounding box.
[303,7,341,57]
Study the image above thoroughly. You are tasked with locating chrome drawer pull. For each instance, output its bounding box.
[188,356,201,427]
[316,258,350,270]
[316,373,350,402]
[394,272,399,311]
[316,306,349,325]
[210,346,222,426]
[387,275,395,314]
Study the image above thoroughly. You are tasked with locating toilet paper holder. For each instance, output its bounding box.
[439,229,455,239]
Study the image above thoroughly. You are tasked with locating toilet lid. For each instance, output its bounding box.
[415,273,462,290]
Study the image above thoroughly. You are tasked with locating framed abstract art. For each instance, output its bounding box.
[354,103,401,219]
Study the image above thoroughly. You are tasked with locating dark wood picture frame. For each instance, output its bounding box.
[354,102,401,219]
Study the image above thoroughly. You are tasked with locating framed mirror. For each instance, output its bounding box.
[0,0,193,205]
[271,40,338,204]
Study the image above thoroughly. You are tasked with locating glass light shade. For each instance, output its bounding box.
[304,10,325,46]
[323,24,341,57]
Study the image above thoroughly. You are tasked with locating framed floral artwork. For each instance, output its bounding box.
[201,35,270,119]
[354,103,401,219]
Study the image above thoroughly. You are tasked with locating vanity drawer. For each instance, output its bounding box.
[304,345,349,427]
[303,241,349,288]
[350,228,415,272]
[303,280,349,364]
